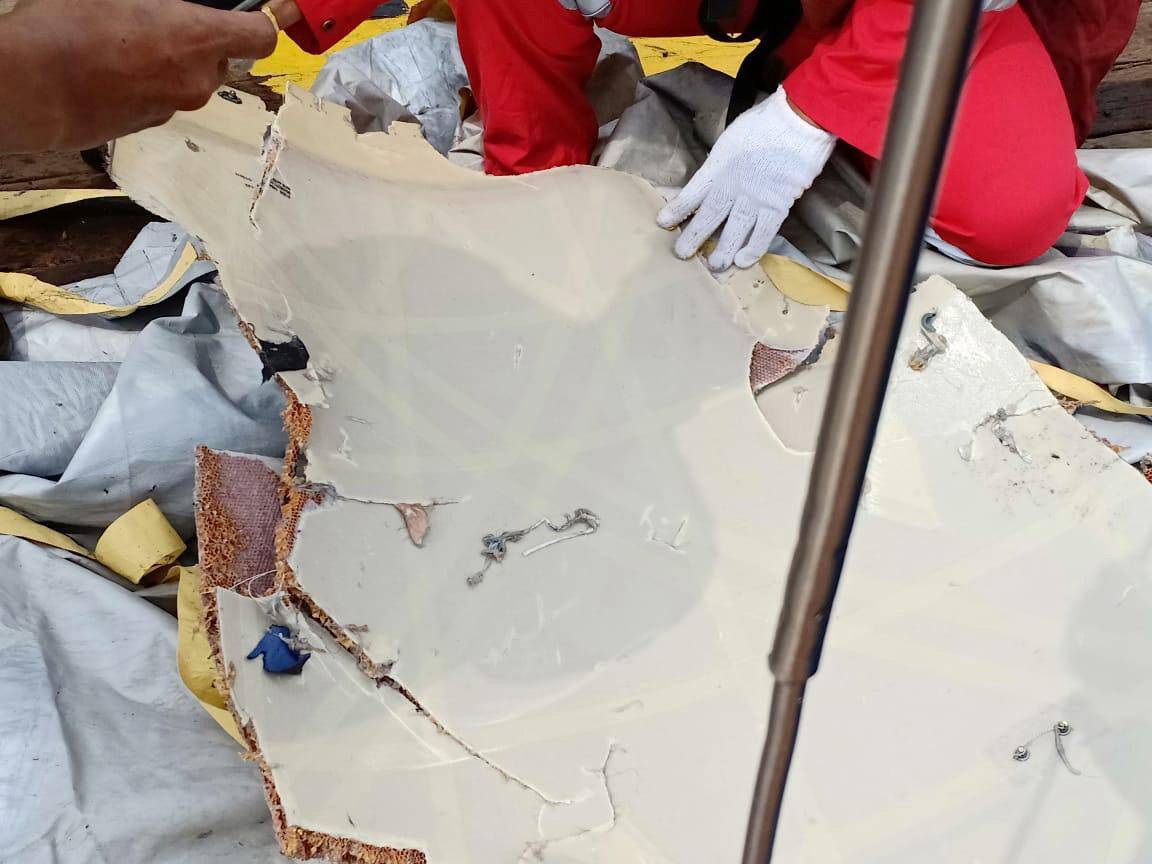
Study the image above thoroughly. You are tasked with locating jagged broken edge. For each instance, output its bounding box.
[184,99,429,859]
[203,319,427,864]
[191,89,561,862]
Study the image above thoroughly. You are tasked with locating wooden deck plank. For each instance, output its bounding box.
[0,75,284,281]
[1091,0,1152,138]
[0,149,112,192]
[1,198,156,285]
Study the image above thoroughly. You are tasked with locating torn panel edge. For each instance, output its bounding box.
[233,701,426,864]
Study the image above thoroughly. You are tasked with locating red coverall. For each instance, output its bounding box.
[287,0,1137,265]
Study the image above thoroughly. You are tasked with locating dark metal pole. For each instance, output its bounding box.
[741,0,984,861]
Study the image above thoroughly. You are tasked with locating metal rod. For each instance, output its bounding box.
[741,1,984,861]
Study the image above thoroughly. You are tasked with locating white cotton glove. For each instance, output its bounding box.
[657,87,836,271]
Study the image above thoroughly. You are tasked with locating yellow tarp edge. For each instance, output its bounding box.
[177,565,244,744]
[0,498,187,581]
[0,242,199,317]
[0,506,94,558]
[93,499,187,583]
[1029,361,1152,417]
[251,18,753,94]
[0,189,126,221]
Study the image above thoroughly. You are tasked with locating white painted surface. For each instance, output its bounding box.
[116,89,1152,863]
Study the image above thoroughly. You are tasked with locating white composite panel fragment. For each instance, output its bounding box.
[113,89,1152,863]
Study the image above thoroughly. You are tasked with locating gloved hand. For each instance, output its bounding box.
[657,87,836,272]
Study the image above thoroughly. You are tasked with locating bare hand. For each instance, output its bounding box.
[407,0,452,24]
[0,0,278,152]
[265,0,301,29]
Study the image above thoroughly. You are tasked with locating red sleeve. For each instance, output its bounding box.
[285,0,380,54]
[1019,0,1141,144]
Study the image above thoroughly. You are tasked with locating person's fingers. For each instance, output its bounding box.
[95,108,177,148]
[673,195,730,260]
[707,198,757,271]
[657,169,712,229]
[171,61,227,112]
[174,81,218,112]
[201,8,280,59]
[266,0,302,28]
[733,211,784,269]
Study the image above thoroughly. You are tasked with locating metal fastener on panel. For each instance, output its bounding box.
[1013,746,1030,762]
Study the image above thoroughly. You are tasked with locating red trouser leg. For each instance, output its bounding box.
[453,0,602,176]
[455,0,757,175]
[784,0,1088,265]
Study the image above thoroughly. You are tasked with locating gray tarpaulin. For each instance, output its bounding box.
[0,282,286,535]
[310,20,468,154]
[0,223,285,535]
[49,221,216,315]
[0,537,283,863]
[312,20,643,161]
[0,362,120,477]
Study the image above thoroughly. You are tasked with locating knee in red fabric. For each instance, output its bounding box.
[930,170,1085,266]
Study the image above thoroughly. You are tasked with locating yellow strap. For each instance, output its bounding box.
[0,499,186,582]
[758,253,850,311]
[94,499,187,584]
[0,242,199,318]
[1029,361,1152,417]
[0,506,94,558]
[177,565,244,744]
[0,189,126,222]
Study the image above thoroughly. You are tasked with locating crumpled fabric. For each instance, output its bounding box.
[0,362,119,476]
[1080,147,1152,227]
[2,301,166,363]
[772,154,1152,387]
[596,62,730,188]
[0,222,219,364]
[311,19,643,164]
[0,536,284,864]
[0,283,286,536]
[311,19,469,154]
